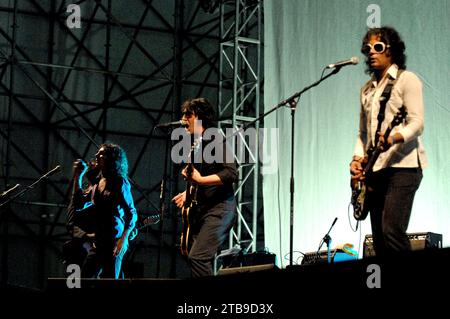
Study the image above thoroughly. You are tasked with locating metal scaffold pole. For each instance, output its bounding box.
[218,0,262,256]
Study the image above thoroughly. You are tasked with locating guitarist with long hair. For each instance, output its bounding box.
[172,98,237,277]
[350,27,427,257]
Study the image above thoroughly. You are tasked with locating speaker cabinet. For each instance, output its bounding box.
[215,251,277,275]
[218,251,276,268]
[216,263,277,275]
[363,232,443,257]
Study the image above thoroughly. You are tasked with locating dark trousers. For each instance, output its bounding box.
[81,238,127,279]
[188,201,236,278]
[367,167,423,257]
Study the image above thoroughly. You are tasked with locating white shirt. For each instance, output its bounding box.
[353,64,427,172]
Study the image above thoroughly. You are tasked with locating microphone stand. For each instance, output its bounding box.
[0,167,60,208]
[0,184,20,200]
[156,178,166,278]
[1,167,59,286]
[315,217,338,264]
[154,124,174,278]
[234,66,342,267]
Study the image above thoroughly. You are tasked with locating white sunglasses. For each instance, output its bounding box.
[362,42,390,55]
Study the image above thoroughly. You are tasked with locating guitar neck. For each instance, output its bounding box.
[183,138,201,208]
[184,180,193,206]
[137,214,160,229]
[365,126,394,174]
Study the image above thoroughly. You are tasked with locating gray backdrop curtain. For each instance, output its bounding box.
[263,0,450,267]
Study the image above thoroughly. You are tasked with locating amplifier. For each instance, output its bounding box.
[218,251,276,268]
[363,232,443,257]
[215,251,277,275]
[217,264,277,276]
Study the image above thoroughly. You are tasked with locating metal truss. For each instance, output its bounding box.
[218,0,262,254]
[0,0,236,287]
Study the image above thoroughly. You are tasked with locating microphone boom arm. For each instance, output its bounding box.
[0,166,61,207]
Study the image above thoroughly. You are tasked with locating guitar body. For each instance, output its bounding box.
[180,203,193,256]
[351,148,374,221]
[351,180,370,221]
[180,183,198,256]
[179,139,201,256]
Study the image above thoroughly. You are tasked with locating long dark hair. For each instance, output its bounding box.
[361,26,407,74]
[99,143,128,178]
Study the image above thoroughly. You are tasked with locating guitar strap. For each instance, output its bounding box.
[373,69,404,148]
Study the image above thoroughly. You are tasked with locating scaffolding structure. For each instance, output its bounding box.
[218,0,262,254]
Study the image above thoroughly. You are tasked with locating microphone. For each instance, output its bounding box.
[331,217,338,227]
[326,57,359,69]
[45,165,61,177]
[0,184,20,197]
[155,120,188,129]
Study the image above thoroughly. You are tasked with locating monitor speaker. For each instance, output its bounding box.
[218,251,276,268]
[215,251,277,275]
[363,232,443,257]
[216,263,277,276]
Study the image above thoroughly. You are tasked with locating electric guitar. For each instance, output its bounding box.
[129,214,160,241]
[180,140,200,256]
[351,106,407,221]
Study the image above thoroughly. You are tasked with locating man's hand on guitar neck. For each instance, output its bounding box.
[172,191,186,208]
[182,166,202,184]
[181,166,224,186]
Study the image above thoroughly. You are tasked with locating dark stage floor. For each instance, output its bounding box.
[3,247,450,316]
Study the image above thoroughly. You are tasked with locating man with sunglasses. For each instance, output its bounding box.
[350,27,427,257]
[172,97,237,277]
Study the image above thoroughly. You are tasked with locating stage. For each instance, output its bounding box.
[3,247,448,316]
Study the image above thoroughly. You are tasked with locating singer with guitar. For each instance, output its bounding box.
[172,98,237,277]
[350,27,427,257]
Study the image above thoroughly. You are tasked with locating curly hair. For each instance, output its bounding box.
[361,26,407,74]
[99,143,129,178]
[181,97,216,129]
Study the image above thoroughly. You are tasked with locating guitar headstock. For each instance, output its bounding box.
[129,214,161,241]
[186,137,202,174]
[142,214,160,226]
[192,137,202,152]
